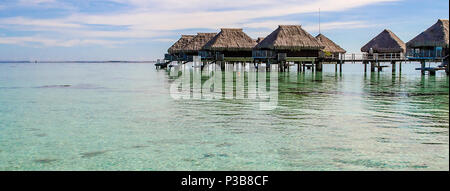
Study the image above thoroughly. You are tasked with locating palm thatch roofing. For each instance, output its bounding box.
[361,29,406,53]
[406,19,449,48]
[256,37,265,44]
[255,25,324,50]
[168,35,195,54]
[183,33,217,53]
[315,34,346,53]
[203,28,257,51]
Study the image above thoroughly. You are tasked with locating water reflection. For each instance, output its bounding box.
[168,63,278,110]
[0,62,447,170]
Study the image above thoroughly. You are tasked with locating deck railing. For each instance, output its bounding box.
[406,50,444,59]
[341,53,406,61]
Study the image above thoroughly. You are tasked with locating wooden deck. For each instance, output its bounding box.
[340,53,407,63]
[161,52,448,75]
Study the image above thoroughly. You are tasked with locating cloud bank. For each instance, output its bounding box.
[0,0,397,48]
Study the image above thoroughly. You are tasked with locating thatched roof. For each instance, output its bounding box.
[168,35,195,54]
[256,37,265,44]
[315,34,346,53]
[255,25,324,50]
[183,33,217,53]
[203,28,257,51]
[361,29,406,53]
[407,19,449,48]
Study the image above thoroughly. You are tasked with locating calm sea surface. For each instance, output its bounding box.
[0,62,448,170]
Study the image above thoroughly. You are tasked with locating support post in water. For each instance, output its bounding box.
[316,61,322,72]
[421,60,425,75]
[370,61,375,72]
[363,61,367,73]
[446,61,449,75]
[218,61,224,71]
[430,69,436,75]
[391,61,396,73]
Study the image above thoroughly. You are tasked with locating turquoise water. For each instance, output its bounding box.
[0,62,448,170]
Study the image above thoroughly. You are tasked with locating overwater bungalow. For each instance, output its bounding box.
[361,29,406,60]
[360,29,406,72]
[181,33,217,62]
[253,25,324,71]
[315,33,346,61]
[202,28,257,63]
[166,35,196,61]
[406,19,449,60]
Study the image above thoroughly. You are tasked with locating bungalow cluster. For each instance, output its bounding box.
[162,19,448,75]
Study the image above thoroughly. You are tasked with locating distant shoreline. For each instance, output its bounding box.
[0,61,156,63]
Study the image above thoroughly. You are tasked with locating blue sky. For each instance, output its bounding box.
[0,0,448,61]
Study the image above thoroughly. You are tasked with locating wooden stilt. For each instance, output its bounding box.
[370,61,375,72]
[391,61,396,73]
[443,55,449,75]
[364,61,367,73]
[339,61,342,73]
[430,70,436,75]
[421,61,425,75]
[335,62,338,73]
[219,61,224,71]
[317,61,322,72]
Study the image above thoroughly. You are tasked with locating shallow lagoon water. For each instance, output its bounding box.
[0,62,448,170]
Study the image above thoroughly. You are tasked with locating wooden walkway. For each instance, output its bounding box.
[159,53,449,75]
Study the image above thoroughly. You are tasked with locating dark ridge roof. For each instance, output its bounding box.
[168,35,195,54]
[255,25,324,50]
[183,33,217,53]
[315,34,346,53]
[361,29,406,53]
[203,28,257,51]
[407,19,449,48]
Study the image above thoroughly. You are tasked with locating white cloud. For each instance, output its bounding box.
[62,0,398,32]
[152,38,177,42]
[0,36,124,47]
[18,0,57,5]
[303,21,375,32]
[0,0,399,47]
[0,17,82,29]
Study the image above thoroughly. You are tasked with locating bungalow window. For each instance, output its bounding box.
[199,51,211,58]
[436,47,442,58]
[252,50,274,58]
